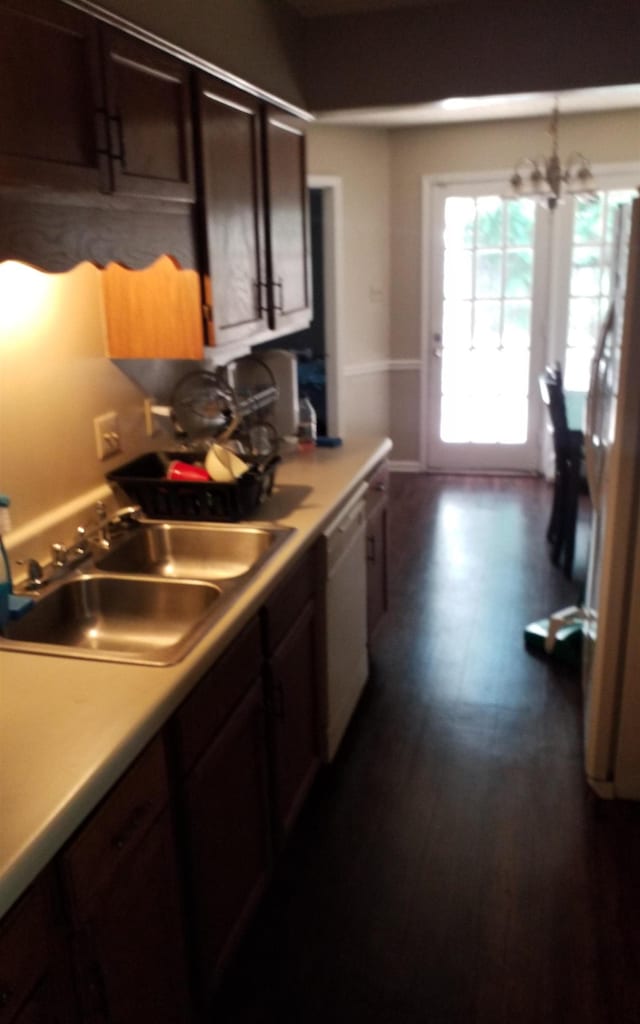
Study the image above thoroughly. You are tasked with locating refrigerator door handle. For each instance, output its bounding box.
[585,302,615,510]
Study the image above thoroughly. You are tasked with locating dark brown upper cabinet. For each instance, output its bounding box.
[263,107,312,334]
[196,78,311,348]
[101,28,195,202]
[0,0,195,203]
[0,0,107,192]
[197,76,269,347]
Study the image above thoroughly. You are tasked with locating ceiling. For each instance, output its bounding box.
[286,0,460,15]
[314,84,640,127]
[285,2,640,125]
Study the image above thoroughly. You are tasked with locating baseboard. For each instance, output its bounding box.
[389,460,422,473]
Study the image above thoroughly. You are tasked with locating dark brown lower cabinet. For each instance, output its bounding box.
[0,870,73,1024]
[181,683,270,1005]
[366,460,389,641]
[268,600,321,837]
[263,546,322,842]
[171,616,271,1011]
[1,549,326,1018]
[61,737,193,1024]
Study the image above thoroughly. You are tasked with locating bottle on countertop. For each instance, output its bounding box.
[298,396,317,451]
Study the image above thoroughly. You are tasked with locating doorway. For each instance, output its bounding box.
[260,179,343,438]
[426,183,548,472]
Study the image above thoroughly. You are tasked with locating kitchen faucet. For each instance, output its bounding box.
[95,500,111,549]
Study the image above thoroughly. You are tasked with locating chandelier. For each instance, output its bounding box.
[510,104,595,210]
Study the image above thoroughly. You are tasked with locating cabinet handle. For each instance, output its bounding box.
[112,800,152,851]
[94,107,109,156]
[367,535,376,563]
[86,959,110,1019]
[273,680,285,721]
[272,278,284,313]
[109,112,127,166]
[0,985,14,1008]
[77,927,110,1019]
[255,280,269,315]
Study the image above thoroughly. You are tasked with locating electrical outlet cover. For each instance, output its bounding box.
[94,411,121,460]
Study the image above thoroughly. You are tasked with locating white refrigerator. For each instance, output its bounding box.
[583,194,640,799]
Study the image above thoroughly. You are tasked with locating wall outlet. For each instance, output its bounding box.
[94,411,121,460]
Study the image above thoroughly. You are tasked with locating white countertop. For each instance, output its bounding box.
[0,437,391,918]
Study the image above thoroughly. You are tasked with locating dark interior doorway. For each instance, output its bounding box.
[261,187,327,435]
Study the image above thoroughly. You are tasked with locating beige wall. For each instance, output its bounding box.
[389,370,421,464]
[387,108,640,463]
[0,262,165,556]
[306,124,391,436]
[98,0,305,108]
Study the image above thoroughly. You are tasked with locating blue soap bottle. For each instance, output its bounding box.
[0,495,12,630]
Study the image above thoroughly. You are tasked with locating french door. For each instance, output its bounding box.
[427,182,549,472]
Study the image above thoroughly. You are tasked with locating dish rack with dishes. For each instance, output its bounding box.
[107,450,279,522]
[109,362,281,522]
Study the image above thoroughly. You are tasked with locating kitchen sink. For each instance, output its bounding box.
[0,522,295,666]
[2,574,223,667]
[92,522,291,581]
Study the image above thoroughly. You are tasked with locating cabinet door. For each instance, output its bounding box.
[263,109,312,333]
[63,739,192,1024]
[101,28,195,202]
[366,500,388,641]
[0,0,107,192]
[269,600,320,836]
[181,681,270,1002]
[366,462,389,641]
[198,76,269,346]
[73,808,191,1024]
[0,873,73,1024]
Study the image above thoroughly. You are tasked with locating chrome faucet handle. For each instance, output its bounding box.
[112,505,142,528]
[66,526,91,566]
[95,500,111,548]
[17,558,45,590]
[50,542,68,568]
[74,525,90,554]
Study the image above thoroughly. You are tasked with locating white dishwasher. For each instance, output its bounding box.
[321,482,369,761]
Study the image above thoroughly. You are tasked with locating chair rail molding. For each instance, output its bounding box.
[343,359,421,376]
[344,359,388,376]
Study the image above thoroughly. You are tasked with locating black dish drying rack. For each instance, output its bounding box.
[107,450,279,522]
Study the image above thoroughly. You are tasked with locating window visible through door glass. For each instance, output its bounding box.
[439,194,535,445]
[564,189,635,390]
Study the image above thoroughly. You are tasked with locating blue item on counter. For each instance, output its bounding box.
[0,495,12,630]
[316,436,343,448]
[9,594,34,620]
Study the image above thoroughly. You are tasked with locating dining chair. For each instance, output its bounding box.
[538,363,584,579]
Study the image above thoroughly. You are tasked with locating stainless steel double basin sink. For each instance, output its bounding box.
[2,522,293,666]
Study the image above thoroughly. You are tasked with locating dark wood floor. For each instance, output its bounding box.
[215,474,640,1024]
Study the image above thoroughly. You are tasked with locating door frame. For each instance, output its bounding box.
[421,170,551,473]
[421,164,640,474]
[308,175,344,438]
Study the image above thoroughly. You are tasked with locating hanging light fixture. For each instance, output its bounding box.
[510,103,596,210]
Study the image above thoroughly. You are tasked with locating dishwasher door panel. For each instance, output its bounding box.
[324,511,368,760]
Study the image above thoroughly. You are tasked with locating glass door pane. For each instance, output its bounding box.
[432,192,541,469]
[564,189,636,390]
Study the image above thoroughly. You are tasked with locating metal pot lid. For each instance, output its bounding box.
[171,370,238,442]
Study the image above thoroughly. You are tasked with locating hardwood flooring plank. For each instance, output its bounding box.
[213,474,640,1024]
